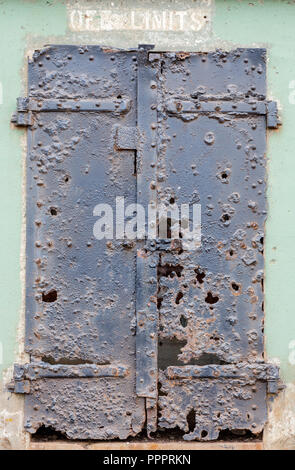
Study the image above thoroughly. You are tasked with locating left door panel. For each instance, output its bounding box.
[22,45,144,439]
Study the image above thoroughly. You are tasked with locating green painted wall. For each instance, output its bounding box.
[0,0,67,376]
[0,0,294,383]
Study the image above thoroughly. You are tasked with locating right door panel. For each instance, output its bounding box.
[153,49,275,440]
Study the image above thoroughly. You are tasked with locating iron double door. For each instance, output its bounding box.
[12,45,279,440]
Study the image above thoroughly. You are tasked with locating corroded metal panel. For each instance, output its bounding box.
[159,371,267,441]
[22,45,145,439]
[154,49,278,438]
[25,378,145,439]
[156,50,267,364]
[12,46,280,441]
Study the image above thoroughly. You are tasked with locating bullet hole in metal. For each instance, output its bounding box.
[205,292,219,304]
[229,249,234,256]
[64,175,70,183]
[209,334,220,342]
[201,430,208,438]
[218,169,231,184]
[169,197,175,204]
[117,95,122,99]
[175,291,183,304]
[231,282,240,292]
[50,207,58,216]
[42,289,57,303]
[180,315,187,328]
[194,268,205,284]
[221,213,230,222]
[157,264,183,279]
[187,409,196,433]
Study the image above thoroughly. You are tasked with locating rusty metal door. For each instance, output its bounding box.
[145,49,280,441]
[12,45,146,440]
[11,45,280,441]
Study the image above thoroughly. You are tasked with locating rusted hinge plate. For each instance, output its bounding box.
[9,362,129,394]
[266,100,280,128]
[166,99,268,115]
[165,363,280,393]
[11,96,131,126]
[11,97,33,127]
[166,97,280,128]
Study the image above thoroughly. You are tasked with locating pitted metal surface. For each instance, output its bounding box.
[17,45,145,439]
[11,46,280,441]
[25,377,145,440]
[158,370,267,441]
[154,49,279,437]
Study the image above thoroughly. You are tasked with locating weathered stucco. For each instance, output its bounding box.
[264,383,295,450]
[0,0,294,449]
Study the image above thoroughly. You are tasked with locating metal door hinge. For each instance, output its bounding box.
[11,97,33,127]
[166,97,281,129]
[11,96,132,126]
[266,100,281,128]
[165,363,283,394]
[8,362,129,394]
